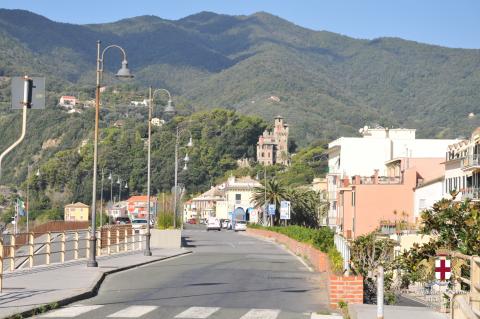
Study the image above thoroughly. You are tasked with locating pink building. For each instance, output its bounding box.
[336,157,444,239]
[256,116,290,166]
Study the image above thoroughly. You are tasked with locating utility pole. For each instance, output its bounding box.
[100,168,104,228]
[264,165,267,225]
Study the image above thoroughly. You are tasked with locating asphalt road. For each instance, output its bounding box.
[35,224,330,318]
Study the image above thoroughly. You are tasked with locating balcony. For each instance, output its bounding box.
[461,155,480,171]
[462,187,480,200]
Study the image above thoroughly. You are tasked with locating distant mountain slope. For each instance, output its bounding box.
[0,8,479,146]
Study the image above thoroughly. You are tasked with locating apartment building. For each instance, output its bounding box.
[327,126,457,236]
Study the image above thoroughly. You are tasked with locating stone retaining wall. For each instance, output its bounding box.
[246,228,363,308]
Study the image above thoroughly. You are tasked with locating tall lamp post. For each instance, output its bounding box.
[173,125,193,229]
[144,86,173,256]
[88,40,133,268]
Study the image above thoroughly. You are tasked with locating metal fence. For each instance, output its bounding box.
[334,233,350,273]
[0,225,145,292]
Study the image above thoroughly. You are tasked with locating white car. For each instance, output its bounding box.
[131,219,148,233]
[234,220,247,232]
[206,217,221,231]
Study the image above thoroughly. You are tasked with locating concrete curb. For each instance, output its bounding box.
[3,250,192,319]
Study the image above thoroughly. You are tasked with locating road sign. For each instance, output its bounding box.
[11,77,46,109]
[280,201,291,220]
[435,257,451,281]
[267,204,276,216]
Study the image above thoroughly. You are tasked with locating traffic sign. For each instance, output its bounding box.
[435,257,451,281]
[268,204,276,215]
[280,201,291,220]
[11,77,46,109]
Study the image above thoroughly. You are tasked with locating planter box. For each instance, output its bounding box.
[150,229,181,248]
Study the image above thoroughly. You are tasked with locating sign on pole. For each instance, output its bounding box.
[11,77,46,109]
[280,200,291,220]
[435,257,451,281]
[268,204,276,216]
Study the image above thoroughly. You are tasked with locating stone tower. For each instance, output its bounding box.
[256,115,290,166]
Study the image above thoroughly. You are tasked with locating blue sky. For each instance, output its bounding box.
[2,0,479,49]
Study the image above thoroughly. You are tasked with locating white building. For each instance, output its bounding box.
[130,99,149,107]
[444,128,480,201]
[326,126,458,229]
[59,95,77,108]
[215,176,261,221]
[151,118,164,127]
[413,176,444,222]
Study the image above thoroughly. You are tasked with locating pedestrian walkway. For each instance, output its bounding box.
[0,248,191,319]
[348,304,448,319]
[36,304,342,319]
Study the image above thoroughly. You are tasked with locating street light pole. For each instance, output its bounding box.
[173,126,179,229]
[88,40,133,268]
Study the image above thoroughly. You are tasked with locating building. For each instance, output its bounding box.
[151,118,164,127]
[107,201,128,220]
[64,202,89,221]
[256,116,290,166]
[59,96,77,108]
[215,176,261,222]
[444,127,480,201]
[127,196,157,220]
[413,176,444,222]
[130,99,149,107]
[189,186,225,220]
[327,126,457,236]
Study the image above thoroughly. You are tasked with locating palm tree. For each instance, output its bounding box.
[253,179,287,225]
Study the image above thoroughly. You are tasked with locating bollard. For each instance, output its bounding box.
[116,229,120,253]
[9,234,15,271]
[74,231,79,260]
[131,229,135,250]
[377,265,384,319]
[46,232,51,265]
[60,231,66,263]
[124,228,128,251]
[107,229,111,255]
[97,230,102,256]
[28,232,34,268]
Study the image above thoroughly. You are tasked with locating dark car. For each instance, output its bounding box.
[115,217,131,225]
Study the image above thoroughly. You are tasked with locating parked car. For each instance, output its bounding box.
[115,217,131,225]
[221,219,230,229]
[131,219,148,232]
[187,218,197,224]
[234,220,247,232]
[206,217,221,231]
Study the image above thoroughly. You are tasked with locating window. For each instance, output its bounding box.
[419,199,427,210]
[351,192,356,207]
[235,194,241,204]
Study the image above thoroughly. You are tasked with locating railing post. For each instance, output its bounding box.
[131,228,135,250]
[46,232,51,265]
[97,230,102,256]
[28,232,34,268]
[138,231,142,250]
[471,256,480,313]
[116,229,120,253]
[86,229,90,259]
[107,228,111,255]
[60,231,66,263]
[74,231,79,260]
[0,238,4,292]
[124,228,128,251]
[9,234,15,271]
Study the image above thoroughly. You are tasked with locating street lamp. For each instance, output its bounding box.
[173,125,193,228]
[89,40,133,268]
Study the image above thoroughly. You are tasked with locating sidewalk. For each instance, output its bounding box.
[0,248,191,318]
[349,304,449,319]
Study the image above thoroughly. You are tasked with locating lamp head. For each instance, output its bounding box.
[124,182,128,189]
[184,153,189,162]
[36,169,40,177]
[116,60,134,78]
[183,163,188,171]
[164,100,175,116]
[187,137,193,148]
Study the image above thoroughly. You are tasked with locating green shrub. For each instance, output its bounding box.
[157,212,176,229]
[328,247,344,275]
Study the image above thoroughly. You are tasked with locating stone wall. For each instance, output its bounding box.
[246,228,363,308]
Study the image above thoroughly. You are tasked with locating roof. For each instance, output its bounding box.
[60,96,76,99]
[415,175,444,190]
[127,195,156,202]
[65,202,89,208]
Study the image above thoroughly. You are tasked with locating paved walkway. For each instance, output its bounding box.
[0,248,190,318]
[349,304,449,319]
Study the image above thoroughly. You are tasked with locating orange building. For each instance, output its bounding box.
[127,195,157,219]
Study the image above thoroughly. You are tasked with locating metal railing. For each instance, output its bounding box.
[0,225,145,292]
[462,188,480,200]
[461,156,480,170]
[334,234,350,273]
[450,253,480,319]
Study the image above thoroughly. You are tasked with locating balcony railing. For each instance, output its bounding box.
[357,176,401,185]
[462,187,480,200]
[461,155,480,170]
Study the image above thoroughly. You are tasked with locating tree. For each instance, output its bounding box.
[252,178,288,224]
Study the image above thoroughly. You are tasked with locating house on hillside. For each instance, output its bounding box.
[127,195,157,220]
[59,96,77,108]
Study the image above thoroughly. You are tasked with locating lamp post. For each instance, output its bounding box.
[144,86,172,256]
[173,125,193,229]
[88,40,133,268]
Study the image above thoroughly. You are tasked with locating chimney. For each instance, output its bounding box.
[374,169,379,184]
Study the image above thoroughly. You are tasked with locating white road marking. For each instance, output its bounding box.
[107,305,158,317]
[175,306,220,318]
[240,309,280,319]
[40,305,103,317]
[310,314,343,318]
